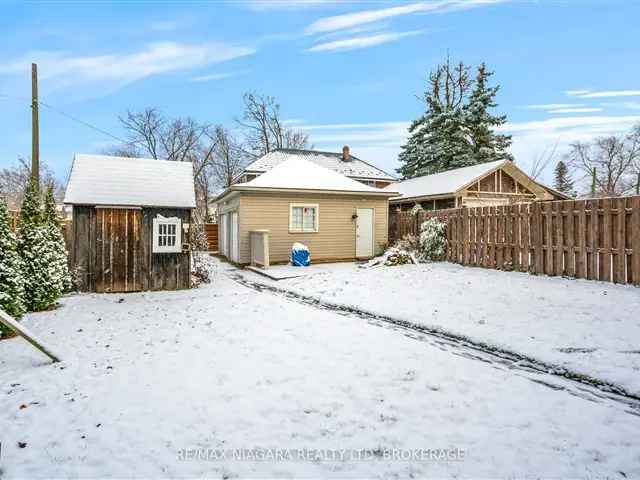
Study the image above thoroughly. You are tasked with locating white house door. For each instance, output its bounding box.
[230,212,239,262]
[355,208,374,258]
[219,214,227,257]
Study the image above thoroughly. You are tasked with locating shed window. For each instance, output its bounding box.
[153,216,182,253]
[289,204,319,233]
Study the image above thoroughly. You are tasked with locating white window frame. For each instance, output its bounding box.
[152,215,182,253]
[289,203,319,233]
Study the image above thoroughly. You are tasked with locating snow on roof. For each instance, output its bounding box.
[383,160,506,200]
[242,149,396,181]
[64,154,196,208]
[235,157,391,193]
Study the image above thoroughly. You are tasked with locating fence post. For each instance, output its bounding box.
[632,196,640,285]
[613,197,626,284]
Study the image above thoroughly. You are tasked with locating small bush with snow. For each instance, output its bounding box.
[17,181,72,312]
[418,218,447,261]
[0,198,25,337]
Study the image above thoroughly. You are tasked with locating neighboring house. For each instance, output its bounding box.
[64,154,196,293]
[385,159,570,211]
[234,146,396,188]
[214,157,399,265]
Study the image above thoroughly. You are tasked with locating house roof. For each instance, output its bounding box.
[384,160,506,200]
[240,148,396,181]
[64,154,196,208]
[216,157,398,201]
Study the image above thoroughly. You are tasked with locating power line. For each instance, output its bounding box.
[37,100,131,145]
[0,91,130,145]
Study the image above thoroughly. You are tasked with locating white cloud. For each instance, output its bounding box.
[500,115,640,184]
[524,103,586,110]
[307,30,424,52]
[547,107,603,114]
[0,42,255,93]
[190,70,249,82]
[565,89,591,96]
[567,89,640,99]
[305,0,508,34]
[601,101,640,110]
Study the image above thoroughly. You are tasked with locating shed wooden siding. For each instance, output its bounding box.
[71,206,191,292]
[237,193,389,264]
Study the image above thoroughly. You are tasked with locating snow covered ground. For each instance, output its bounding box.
[1,258,640,478]
[245,261,640,396]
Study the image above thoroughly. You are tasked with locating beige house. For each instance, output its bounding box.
[215,156,398,266]
[385,159,570,211]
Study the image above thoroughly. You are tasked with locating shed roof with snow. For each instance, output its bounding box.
[64,154,196,208]
[383,160,506,200]
[383,160,569,203]
[239,148,396,182]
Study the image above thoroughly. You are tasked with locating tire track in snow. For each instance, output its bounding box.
[228,272,640,416]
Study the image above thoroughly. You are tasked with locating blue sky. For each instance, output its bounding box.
[1,0,639,186]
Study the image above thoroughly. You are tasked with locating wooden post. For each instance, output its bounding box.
[31,63,40,188]
[0,309,60,363]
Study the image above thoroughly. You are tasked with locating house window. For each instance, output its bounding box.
[153,216,182,253]
[289,204,319,233]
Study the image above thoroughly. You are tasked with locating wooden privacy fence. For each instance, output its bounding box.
[389,196,640,285]
[204,223,219,252]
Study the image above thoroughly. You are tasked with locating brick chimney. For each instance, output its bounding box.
[342,145,350,162]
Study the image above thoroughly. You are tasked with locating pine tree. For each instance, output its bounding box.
[464,63,513,164]
[0,198,26,333]
[398,59,512,178]
[43,186,72,291]
[554,160,575,196]
[398,58,473,178]
[17,180,69,311]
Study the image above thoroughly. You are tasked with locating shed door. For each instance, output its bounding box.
[219,214,227,257]
[95,208,142,293]
[356,208,374,258]
[230,212,239,262]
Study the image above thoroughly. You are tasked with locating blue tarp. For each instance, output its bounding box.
[291,244,310,267]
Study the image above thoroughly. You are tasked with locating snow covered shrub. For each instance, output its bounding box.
[43,187,72,292]
[189,220,209,252]
[0,198,25,336]
[383,248,417,266]
[418,218,447,261]
[395,234,420,252]
[191,252,213,287]
[17,181,70,311]
[409,203,424,216]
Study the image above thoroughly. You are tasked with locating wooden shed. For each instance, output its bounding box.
[384,159,570,211]
[63,154,196,293]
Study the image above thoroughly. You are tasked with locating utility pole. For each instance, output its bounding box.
[31,63,39,189]
[591,167,596,197]
[636,172,640,195]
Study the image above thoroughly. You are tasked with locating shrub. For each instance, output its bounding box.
[17,181,71,311]
[418,218,447,261]
[0,198,25,337]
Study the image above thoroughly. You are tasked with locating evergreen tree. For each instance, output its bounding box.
[43,186,72,291]
[17,180,69,311]
[554,160,575,196]
[0,198,25,332]
[398,59,512,178]
[398,58,472,178]
[464,63,513,164]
